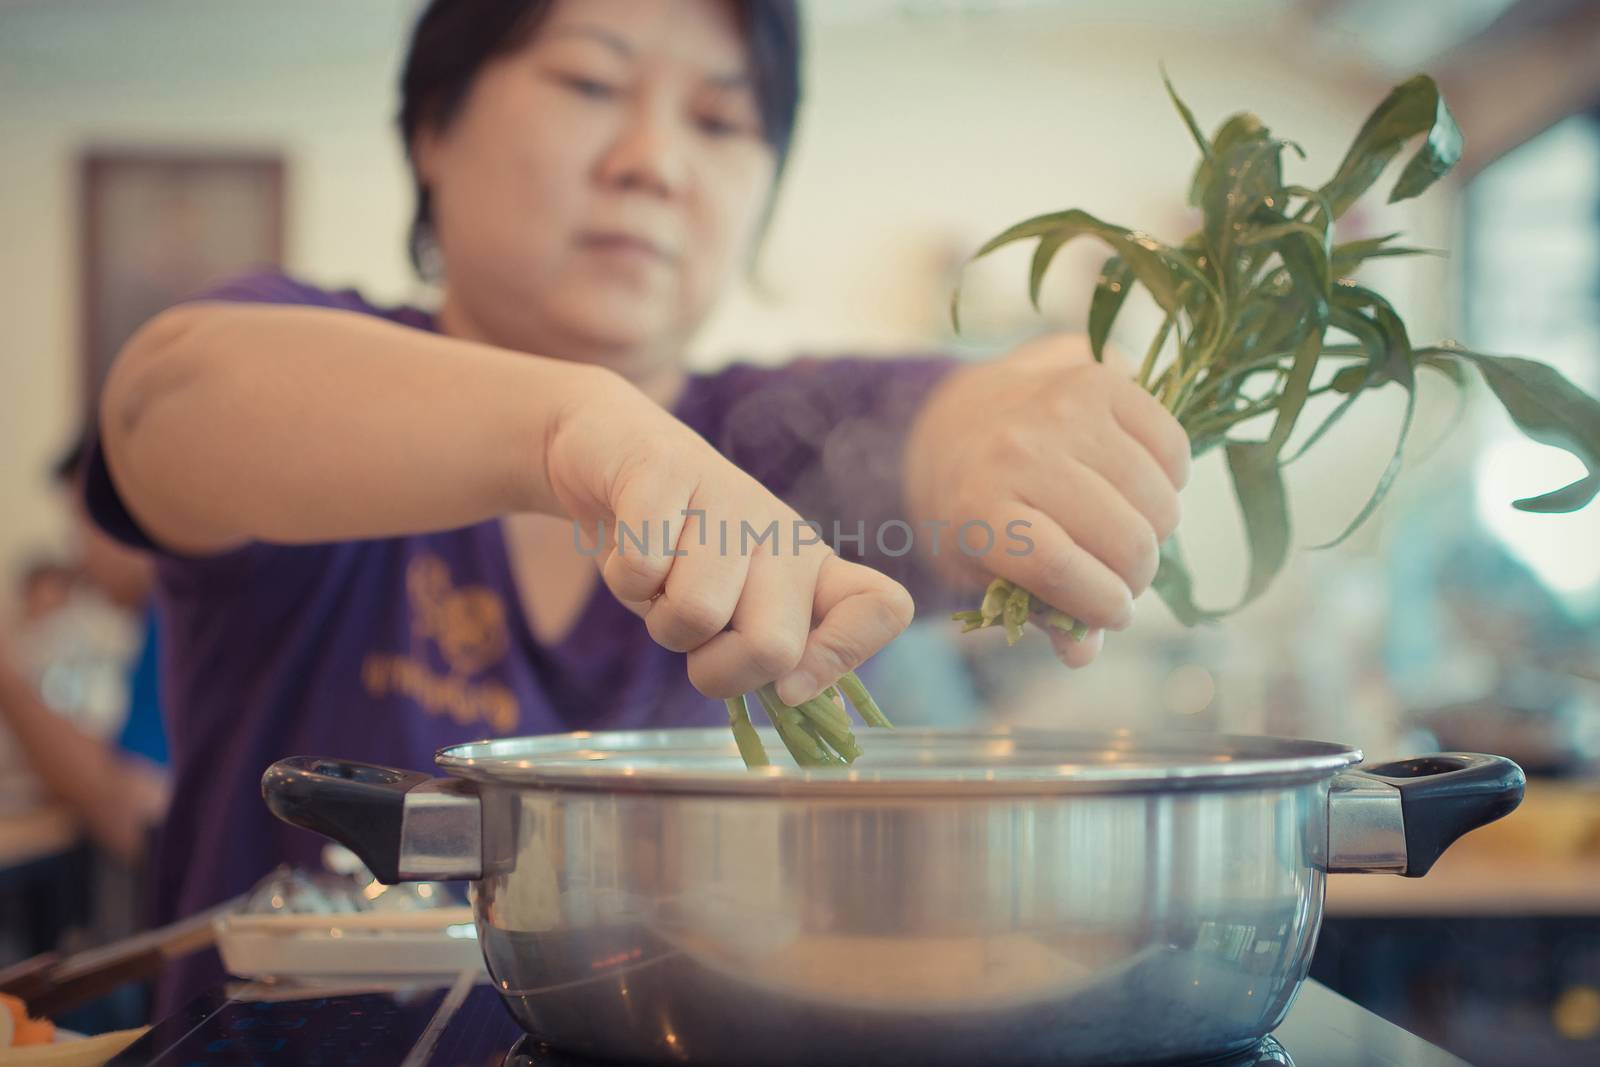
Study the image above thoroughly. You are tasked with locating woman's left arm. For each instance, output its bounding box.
[903,333,1192,668]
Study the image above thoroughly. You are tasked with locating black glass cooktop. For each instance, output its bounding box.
[105,978,1467,1067]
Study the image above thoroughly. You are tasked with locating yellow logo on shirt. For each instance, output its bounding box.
[406,555,508,674]
[361,554,518,734]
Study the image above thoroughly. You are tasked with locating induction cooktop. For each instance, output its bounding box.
[104,976,1467,1067]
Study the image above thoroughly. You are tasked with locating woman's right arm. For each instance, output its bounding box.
[101,301,607,555]
[101,301,914,706]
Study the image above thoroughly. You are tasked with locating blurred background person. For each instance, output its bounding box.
[0,435,169,862]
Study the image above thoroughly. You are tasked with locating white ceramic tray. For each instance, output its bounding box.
[214,907,483,982]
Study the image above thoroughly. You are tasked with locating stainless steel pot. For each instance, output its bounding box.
[263,728,1523,1066]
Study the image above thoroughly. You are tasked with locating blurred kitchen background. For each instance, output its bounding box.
[1,0,1598,1062]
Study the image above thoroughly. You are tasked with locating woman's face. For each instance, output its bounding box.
[418,0,778,367]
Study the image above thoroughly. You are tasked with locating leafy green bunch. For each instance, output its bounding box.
[949,72,1600,640]
[722,71,1600,771]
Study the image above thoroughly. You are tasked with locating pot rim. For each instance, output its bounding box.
[434,726,1363,797]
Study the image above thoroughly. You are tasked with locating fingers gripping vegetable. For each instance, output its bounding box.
[949,70,1600,641]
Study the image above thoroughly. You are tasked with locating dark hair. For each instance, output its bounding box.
[397,0,803,277]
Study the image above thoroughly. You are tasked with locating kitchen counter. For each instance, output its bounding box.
[1325,849,1600,916]
[1325,777,1600,916]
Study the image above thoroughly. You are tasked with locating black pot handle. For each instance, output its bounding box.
[262,757,436,884]
[1364,752,1525,877]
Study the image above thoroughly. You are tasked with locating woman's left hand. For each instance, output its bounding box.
[903,332,1192,668]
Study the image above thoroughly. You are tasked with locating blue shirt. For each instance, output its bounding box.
[115,606,168,767]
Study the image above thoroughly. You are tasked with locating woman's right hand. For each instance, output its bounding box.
[544,372,914,706]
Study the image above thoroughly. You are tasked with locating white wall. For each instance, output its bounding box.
[0,0,1464,629]
[2,0,423,580]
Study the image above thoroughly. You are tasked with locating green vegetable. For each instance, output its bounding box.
[948,69,1600,638]
[733,673,893,769]
[719,70,1599,770]
[725,694,771,768]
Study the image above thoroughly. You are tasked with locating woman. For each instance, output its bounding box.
[86,0,1190,1010]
